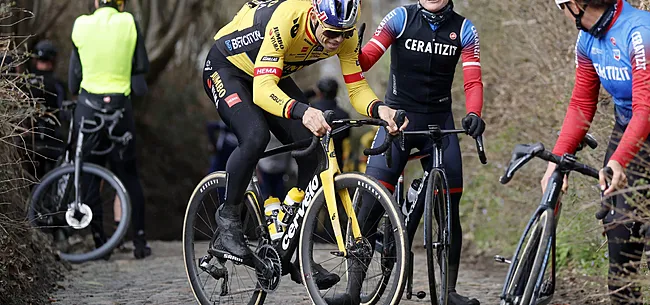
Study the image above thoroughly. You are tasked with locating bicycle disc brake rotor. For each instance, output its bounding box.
[255,244,282,292]
[350,237,373,261]
[65,203,93,229]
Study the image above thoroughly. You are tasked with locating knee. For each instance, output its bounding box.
[238,131,270,158]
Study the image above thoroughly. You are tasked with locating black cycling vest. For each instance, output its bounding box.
[386,5,465,113]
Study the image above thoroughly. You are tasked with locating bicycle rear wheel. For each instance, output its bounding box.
[28,164,130,263]
[183,172,269,305]
[501,208,553,305]
[299,173,407,305]
[425,170,449,305]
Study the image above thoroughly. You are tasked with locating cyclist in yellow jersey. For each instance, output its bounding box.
[202,0,406,290]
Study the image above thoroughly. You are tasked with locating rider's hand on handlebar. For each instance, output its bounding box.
[599,160,627,195]
[540,162,568,194]
[378,105,408,135]
[461,113,486,138]
[302,107,331,136]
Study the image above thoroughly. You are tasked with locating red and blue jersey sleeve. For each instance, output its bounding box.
[553,32,601,157]
[359,7,407,71]
[611,26,650,166]
[460,19,483,116]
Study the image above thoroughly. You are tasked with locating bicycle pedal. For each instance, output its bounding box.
[199,255,228,281]
[416,291,426,299]
[494,255,512,264]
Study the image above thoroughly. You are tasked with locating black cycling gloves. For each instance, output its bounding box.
[461,113,486,138]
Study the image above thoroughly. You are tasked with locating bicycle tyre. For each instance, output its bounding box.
[183,172,267,305]
[425,170,449,305]
[28,163,131,263]
[500,208,552,305]
[520,209,553,305]
[299,172,407,305]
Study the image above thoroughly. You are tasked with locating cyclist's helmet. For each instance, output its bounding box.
[317,77,339,99]
[33,40,57,61]
[99,0,127,9]
[312,0,360,30]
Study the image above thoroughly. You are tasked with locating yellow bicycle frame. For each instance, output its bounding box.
[320,138,362,256]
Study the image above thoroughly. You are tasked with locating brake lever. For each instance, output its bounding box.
[595,167,614,220]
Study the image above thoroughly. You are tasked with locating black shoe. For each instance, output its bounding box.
[325,257,364,305]
[324,293,359,305]
[448,291,480,305]
[133,231,152,259]
[93,232,112,261]
[212,206,251,258]
[290,259,341,290]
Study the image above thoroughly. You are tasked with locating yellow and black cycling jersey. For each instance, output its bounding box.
[213,0,381,119]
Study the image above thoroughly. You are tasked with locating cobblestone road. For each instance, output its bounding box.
[50,241,594,305]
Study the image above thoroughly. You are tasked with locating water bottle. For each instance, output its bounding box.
[264,197,284,240]
[403,178,422,226]
[407,178,422,207]
[279,187,305,226]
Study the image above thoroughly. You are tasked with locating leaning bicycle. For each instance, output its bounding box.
[360,125,487,305]
[183,111,408,305]
[27,98,131,263]
[496,134,604,305]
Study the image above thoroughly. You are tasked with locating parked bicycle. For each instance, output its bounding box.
[496,134,607,305]
[360,125,487,305]
[183,111,408,305]
[27,98,131,263]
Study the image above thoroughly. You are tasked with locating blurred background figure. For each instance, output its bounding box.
[306,77,350,168]
[206,120,238,174]
[257,134,292,200]
[24,39,67,180]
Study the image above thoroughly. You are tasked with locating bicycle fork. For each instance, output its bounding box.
[321,140,363,257]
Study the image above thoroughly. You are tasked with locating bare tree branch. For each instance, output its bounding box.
[33,1,70,38]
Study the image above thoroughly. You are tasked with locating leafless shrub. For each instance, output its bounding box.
[0,2,66,304]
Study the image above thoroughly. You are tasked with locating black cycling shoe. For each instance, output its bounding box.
[448,291,480,305]
[324,258,364,305]
[324,293,359,305]
[212,206,251,258]
[133,230,152,259]
[93,231,111,261]
[289,259,341,290]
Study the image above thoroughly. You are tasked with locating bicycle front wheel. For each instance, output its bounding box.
[28,164,131,263]
[501,208,553,305]
[299,172,407,305]
[425,170,450,305]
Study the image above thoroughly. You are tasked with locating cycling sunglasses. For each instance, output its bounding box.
[316,18,355,39]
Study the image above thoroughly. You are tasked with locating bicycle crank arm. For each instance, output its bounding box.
[208,248,258,269]
[494,255,512,264]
